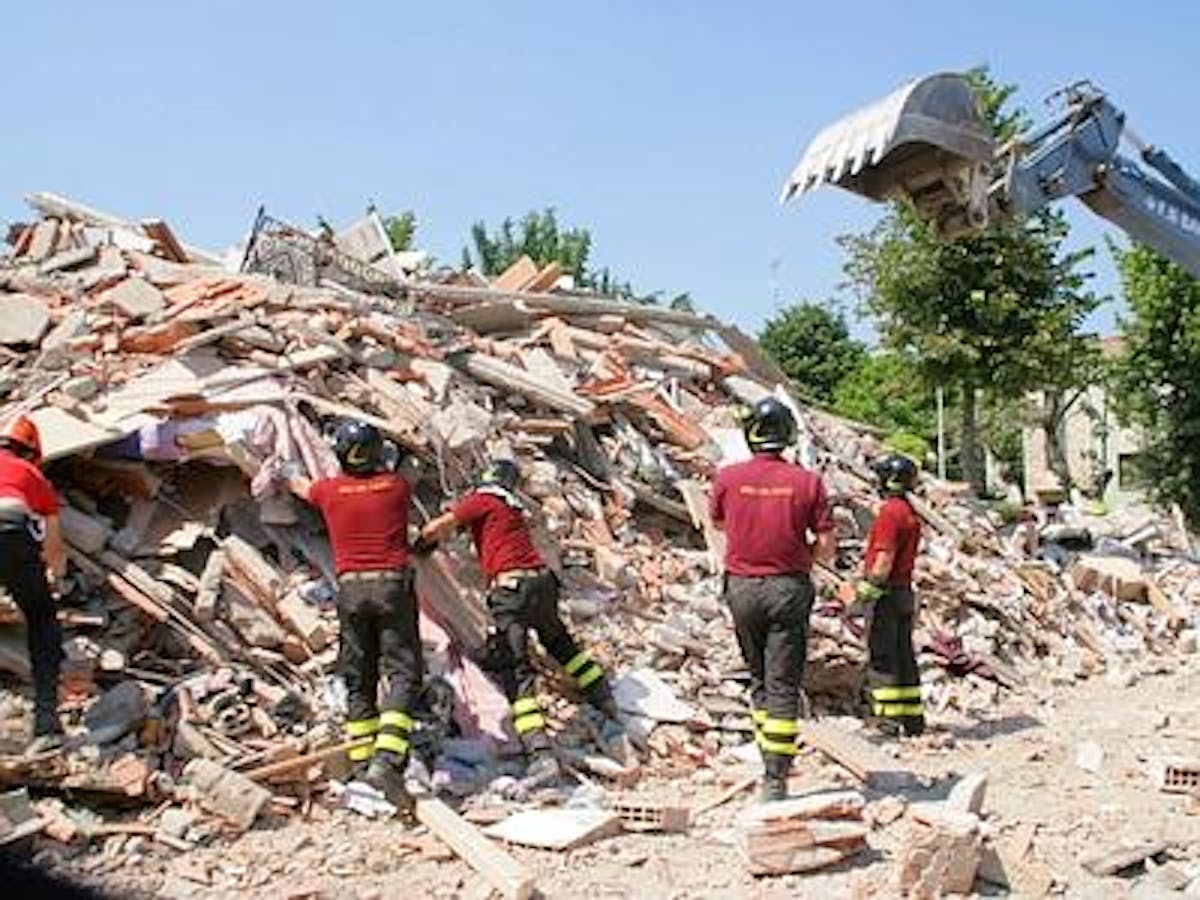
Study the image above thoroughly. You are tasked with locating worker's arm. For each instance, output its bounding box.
[866,548,894,581]
[286,476,313,502]
[709,475,726,531]
[814,529,837,564]
[42,514,67,582]
[420,510,460,544]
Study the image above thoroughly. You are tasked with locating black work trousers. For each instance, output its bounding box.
[0,529,62,736]
[726,574,814,767]
[865,586,924,729]
[336,569,422,763]
[483,570,611,746]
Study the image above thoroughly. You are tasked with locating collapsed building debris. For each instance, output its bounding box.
[1,193,1198,890]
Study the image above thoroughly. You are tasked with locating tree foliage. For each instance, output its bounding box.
[463,207,691,306]
[384,211,417,252]
[1110,245,1200,525]
[759,302,865,404]
[837,68,1101,490]
[831,351,934,438]
[464,208,592,283]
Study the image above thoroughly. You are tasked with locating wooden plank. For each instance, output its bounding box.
[416,798,535,900]
[195,549,225,622]
[491,256,539,292]
[223,535,284,609]
[694,776,757,815]
[521,262,566,293]
[800,720,916,787]
[406,282,718,330]
[460,352,595,417]
[243,739,372,783]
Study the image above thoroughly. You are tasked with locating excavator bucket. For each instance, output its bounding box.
[781,73,997,236]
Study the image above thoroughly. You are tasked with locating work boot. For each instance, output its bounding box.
[365,754,414,817]
[869,717,903,739]
[523,750,561,787]
[595,696,621,722]
[900,715,926,738]
[761,754,791,803]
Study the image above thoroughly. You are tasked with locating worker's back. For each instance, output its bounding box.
[711,454,830,576]
[309,472,411,573]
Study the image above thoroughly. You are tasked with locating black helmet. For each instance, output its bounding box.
[333,420,384,475]
[876,454,918,496]
[479,458,520,490]
[742,397,798,453]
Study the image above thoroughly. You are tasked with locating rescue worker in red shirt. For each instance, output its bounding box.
[857,454,925,737]
[709,398,836,801]
[418,458,619,776]
[286,420,420,804]
[0,415,68,748]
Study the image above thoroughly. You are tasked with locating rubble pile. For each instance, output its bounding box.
[0,193,1197,866]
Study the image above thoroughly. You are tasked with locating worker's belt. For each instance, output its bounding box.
[491,568,545,590]
[338,569,407,583]
[0,500,36,538]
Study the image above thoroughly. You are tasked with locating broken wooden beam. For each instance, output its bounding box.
[458,351,595,417]
[416,797,535,900]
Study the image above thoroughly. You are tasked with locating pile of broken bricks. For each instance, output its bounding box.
[0,192,1198,895]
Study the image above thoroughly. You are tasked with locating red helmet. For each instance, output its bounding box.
[0,414,43,466]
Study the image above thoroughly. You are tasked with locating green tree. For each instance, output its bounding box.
[1110,245,1200,526]
[838,69,1101,492]
[463,208,690,306]
[759,302,866,404]
[464,208,592,283]
[384,211,417,251]
[831,351,934,437]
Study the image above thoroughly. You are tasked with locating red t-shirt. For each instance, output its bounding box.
[709,454,833,577]
[309,473,411,574]
[0,450,58,516]
[451,490,544,579]
[864,496,922,586]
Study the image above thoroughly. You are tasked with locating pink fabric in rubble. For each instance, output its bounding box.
[247,403,340,498]
[418,609,511,744]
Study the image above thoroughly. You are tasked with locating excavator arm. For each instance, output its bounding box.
[783,74,1200,277]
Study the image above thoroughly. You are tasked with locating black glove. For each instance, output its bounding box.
[412,535,437,556]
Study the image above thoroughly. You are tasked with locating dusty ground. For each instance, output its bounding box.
[30,651,1200,899]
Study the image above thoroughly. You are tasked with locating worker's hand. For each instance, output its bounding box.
[411,535,437,557]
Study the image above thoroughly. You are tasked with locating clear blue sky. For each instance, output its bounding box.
[3,1,1196,338]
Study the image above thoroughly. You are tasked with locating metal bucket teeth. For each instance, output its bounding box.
[781,72,996,207]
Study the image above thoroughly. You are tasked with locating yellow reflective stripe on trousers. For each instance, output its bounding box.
[347,740,374,762]
[872,685,923,701]
[761,717,800,738]
[756,732,798,755]
[512,697,542,716]
[564,651,592,676]
[375,732,410,755]
[752,709,768,726]
[576,663,604,689]
[380,710,414,731]
[514,712,547,735]
[873,702,925,717]
[345,717,380,738]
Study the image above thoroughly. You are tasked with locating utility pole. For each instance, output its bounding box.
[936,386,946,480]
